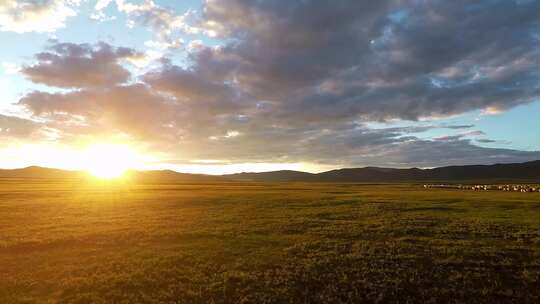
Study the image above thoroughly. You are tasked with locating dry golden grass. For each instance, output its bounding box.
[1,179,540,303]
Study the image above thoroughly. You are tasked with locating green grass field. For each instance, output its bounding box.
[1,179,540,303]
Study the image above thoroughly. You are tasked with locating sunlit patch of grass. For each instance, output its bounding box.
[1,181,540,302]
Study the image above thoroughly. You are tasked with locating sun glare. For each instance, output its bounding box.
[83,144,140,179]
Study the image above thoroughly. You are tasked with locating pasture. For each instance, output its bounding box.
[1,179,540,303]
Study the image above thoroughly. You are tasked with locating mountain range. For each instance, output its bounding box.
[1,160,540,183]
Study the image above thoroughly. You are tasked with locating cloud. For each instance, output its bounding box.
[12,1,540,169]
[143,64,247,116]
[21,41,144,88]
[18,84,176,141]
[185,0,540,123]
[433,130,485,141]
[95,0,113,11]
[0,114,39,138]
[365,137,540,168]
[476,138,497,143]
[113,0,204,44]
[92,1,217,49]
[164,122,540,168]
[461,130,485,137]
[0,0,80,33]
[445,124,474,130]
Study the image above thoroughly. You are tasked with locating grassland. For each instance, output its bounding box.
[1,179,540,303]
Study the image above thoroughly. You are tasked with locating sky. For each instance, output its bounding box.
[1,0,540,175]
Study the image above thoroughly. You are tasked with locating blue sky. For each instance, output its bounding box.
[368,103,540,152]
[1,0,540,173]
[0,0,200,102]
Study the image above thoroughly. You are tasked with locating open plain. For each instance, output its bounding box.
[2,179,540,303]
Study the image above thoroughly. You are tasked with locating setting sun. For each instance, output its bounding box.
[83,144,140,179]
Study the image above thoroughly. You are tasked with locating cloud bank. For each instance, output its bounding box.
[22,41,144,88]
[14,0,540,168]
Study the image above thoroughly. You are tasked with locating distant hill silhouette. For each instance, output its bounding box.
[0,167,225,183]
[127,170,225,183]
[224,170,315,182]
[1,160,540,182]
[0,166,85,179]
[225,160,540,182]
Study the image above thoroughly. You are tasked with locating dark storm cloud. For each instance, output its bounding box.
[22,41,144,88]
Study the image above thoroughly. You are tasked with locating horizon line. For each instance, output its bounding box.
[1,159,539,176]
